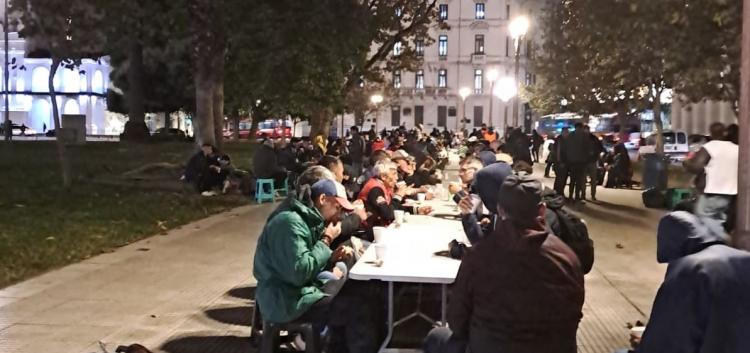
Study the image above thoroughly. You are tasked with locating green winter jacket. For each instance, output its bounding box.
[253,197,332,323]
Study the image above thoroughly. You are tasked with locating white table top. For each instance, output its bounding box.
[349,209,467,284]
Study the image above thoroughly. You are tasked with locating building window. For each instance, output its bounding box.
[475,3,485,19]
[393,42,402,56]
[505,36,510,57]
[415,70,424,89]
[395,7,402,17]
[474,106,484,127]
[474,35,485,54]
[506,4,511,19]
[438,35,448,57]
[438,69,447,88]
[393,71,401,89]
[415,39,424,57]
[474,69,483,94]
[439,4,448,21]
[415,105,424,125]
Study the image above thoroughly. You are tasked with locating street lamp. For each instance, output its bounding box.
[458,87,471,131]
[494,77,517,133]
[370,94,383,130]
[486,68,499,128]
[509,16,529,129]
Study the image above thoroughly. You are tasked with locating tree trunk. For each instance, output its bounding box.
[310,107,334,138]
[249,114,260,141]
[194,71,215,147]
[212,54,225,150]
[49,58,72,188]
[616,103,629,142]
[164,111,172,129]
[122,41,149,142]
[653,91,665,156]
[232,113,240,140]
[355,108,365,128]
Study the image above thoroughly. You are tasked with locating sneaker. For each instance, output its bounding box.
[291,334,306,351]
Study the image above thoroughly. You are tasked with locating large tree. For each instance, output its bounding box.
[13,0,106,187]
[530,0,741,154]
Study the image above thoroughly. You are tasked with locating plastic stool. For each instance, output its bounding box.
[667,188,693,210]
[275,176,289,197]
[255,179,276,203]
[253,305,322,353]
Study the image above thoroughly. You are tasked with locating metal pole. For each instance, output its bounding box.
[735,0,750,250]
[3,0,10,141]
[461,98,468,132]
[512,37,521,129]
[489,81,495,128]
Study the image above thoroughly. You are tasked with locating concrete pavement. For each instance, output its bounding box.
[0,171,670,353]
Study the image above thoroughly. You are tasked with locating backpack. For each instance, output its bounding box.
[543,190,595,274]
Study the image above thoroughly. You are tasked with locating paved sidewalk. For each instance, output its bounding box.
[0,173,668,353]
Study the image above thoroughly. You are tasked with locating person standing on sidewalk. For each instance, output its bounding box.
[553,128,571,197]
[348,126,366,177]
[564,123,592,202]
[584,125,605,201]
[683,122,738,236]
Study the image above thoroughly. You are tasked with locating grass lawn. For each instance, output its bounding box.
[0,140,257,288]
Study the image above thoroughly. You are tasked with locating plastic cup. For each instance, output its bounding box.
[374,244,387,261]
[373,227,386,243]
[394,210,405,224]
[417,193,426,202]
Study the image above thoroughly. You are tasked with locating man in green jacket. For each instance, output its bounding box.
[253,178,354,327]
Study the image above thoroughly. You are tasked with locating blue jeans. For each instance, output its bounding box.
[695,194,733,241]
[423,327,467,353]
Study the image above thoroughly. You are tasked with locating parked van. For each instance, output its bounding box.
[637,130,689,163]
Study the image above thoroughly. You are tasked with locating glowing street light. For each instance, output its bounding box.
[509,16,530,40]
[370,94,384,129]
[494,77,517,103]
[458,87,471,130]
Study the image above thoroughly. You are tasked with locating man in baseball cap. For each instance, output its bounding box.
[311,179,354,212]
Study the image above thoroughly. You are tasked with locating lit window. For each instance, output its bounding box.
[474,35,485,54]
[438,35,448,57]
[475,3,485,19]
[393,42,402,56]
[439,4,448,20]
[395,7,402,17]
[438,69,447,88]
[393,71,401,89]
[474,69,483,94]
[415,70,424,89]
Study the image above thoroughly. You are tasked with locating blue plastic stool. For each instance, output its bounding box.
[255,179,276,204]
[276,176,289,197]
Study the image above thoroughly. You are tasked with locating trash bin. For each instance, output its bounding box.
[641,154,669,190]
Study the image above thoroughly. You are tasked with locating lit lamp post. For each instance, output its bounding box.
[495,76,517,135]
[370,94,383,130]
[458,87,471,131]
[509,16,529,129]
[486,68,499,128]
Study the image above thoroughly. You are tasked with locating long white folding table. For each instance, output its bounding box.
[349,199,466,352]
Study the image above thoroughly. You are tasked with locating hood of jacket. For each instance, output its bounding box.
[267,193,324,233]
[657,211,726,263]
[472,162,513,213]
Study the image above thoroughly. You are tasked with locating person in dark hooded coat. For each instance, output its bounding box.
[458,162,512,244]
[637,211,750,353]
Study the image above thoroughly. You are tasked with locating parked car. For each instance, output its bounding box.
[152,128,189,142]
[637,130,689,163]
[255,120,292,139]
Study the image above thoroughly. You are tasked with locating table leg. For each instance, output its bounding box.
[441,284,447,326]
[378,281,394,353]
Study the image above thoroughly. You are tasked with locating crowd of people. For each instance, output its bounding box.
[183,121,746,353]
